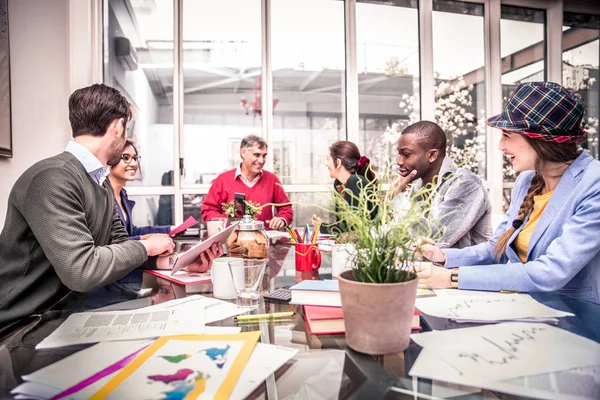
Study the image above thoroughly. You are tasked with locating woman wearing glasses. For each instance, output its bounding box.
[108,140,174,239]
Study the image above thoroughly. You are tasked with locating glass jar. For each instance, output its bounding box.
[226,215,269,259]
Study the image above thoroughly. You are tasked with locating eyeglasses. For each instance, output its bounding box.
[121,154,141,164]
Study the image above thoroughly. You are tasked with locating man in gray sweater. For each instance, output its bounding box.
[0,84,219,342]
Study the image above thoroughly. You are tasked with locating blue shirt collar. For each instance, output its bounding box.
[65,140,110,185]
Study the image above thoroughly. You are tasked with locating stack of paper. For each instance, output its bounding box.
[415,293,573,324]
[36,296,248,349]
[12,335,298,400]
[409,322,600,400]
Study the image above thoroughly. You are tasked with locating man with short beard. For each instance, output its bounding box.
[201,134,293,230]
[391,121,492,248]
[0,84,220,343]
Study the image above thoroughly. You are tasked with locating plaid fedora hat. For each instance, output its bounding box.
[487,81,586,143]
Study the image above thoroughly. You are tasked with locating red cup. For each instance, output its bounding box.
[294,243,322,272]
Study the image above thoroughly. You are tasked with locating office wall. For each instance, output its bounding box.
[0,0,93,228]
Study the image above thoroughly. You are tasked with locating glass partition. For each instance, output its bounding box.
[271,0,346,186]
[433,0,487,178]
[562,12,600,159]
[181,0,263,187]
[356,0,420,171]
[104,0,175,188]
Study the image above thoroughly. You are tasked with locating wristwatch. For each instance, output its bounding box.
[450,268,459,289]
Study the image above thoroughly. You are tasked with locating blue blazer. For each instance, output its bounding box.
[116,189,170,240]
[444,150,600,304]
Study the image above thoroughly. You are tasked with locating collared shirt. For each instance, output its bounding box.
[234,164,262,188]
[65,141,110,185]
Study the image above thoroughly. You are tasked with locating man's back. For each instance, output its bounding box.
[0,152,146,333]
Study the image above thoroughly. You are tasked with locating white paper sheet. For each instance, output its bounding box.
[410,348,600,400]
[231,343,298,399]
[15,341,297,400]
[415,293,573,321]
[146,294,247,323]
[410,323,600,385]
[36,302,204,349]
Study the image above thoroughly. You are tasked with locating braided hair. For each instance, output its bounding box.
[493,136,580,260]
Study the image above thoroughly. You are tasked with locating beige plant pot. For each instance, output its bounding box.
[338,270,418,355]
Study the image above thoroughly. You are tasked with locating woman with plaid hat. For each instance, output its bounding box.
[419,81,600,304]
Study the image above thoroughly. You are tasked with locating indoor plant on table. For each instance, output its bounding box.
[333,161,443,355]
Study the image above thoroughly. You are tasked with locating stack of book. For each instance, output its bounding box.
[290,280,422,335]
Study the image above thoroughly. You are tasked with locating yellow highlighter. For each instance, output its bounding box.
[235,311,294,322]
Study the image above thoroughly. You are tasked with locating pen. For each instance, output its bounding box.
[236,318,295,325]
[294,228,302,244]
[234,311,295,321]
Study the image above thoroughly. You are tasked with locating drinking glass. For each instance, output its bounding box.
[227,259,267,306]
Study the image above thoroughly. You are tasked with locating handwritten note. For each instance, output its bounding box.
[415,293,573,321]
[168,216,198,237]
[411,322,600,382]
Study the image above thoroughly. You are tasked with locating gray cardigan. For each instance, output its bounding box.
[393,157,492,248]
[0,152,150,333]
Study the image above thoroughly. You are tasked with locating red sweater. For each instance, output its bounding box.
[201,169,293,229]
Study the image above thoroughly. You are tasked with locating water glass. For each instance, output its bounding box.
[227,259,267,306]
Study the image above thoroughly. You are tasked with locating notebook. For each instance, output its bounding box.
[304,306,421,335]
[289,280,341,307]
[303,305,345,335]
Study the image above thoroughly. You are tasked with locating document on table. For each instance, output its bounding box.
[36,301,204,349]
[415,293,573,321]
[411,348,600,400]
[145,294,248,323]
[14,340,297,400]
[409,322,600,396]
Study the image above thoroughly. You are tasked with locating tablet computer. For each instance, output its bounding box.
[170,221,239,275]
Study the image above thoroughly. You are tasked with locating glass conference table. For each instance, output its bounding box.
[5,237,600,399]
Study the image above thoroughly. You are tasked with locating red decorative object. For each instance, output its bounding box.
[357,156,369,168]
[240,77,279,117]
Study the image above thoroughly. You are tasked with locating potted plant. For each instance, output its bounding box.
[221,199,262,222]
[223,200,269,259]
[333,163,443,355]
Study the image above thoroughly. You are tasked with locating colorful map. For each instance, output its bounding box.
[160,354,191,364]
[148,369,209,400]
[201,345,230,369]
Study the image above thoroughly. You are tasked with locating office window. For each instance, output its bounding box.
[432,0,486,178]
[356,0,420,171]
[130,195,175,228]
[104,0,175,188]
[500,5,546,207]
[181,0,262,187]
[563,12,600,159]
[271,0,346,185]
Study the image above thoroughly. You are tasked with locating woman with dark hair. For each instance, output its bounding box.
[419,82,600,304]
[108,140,174,239]
[88,140,174,307]
[312,141,378,233]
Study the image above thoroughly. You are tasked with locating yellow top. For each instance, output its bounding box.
[514,190,554,263]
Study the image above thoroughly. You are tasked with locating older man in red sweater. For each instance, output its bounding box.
[201,135,293,229]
